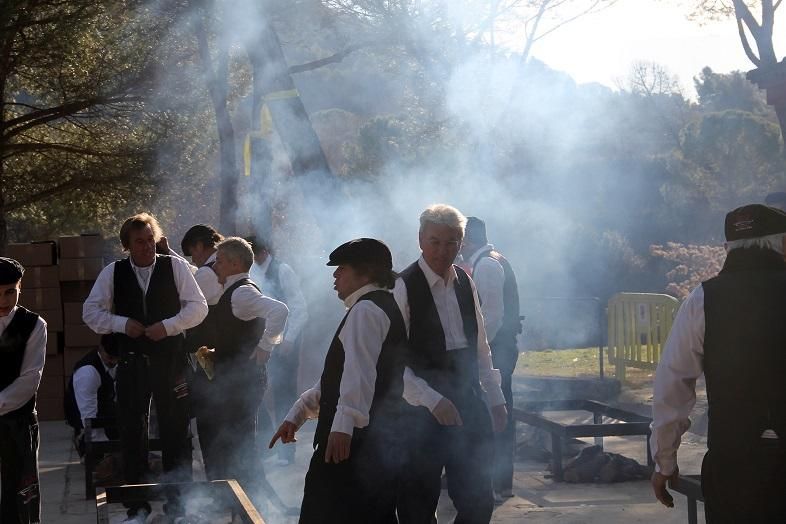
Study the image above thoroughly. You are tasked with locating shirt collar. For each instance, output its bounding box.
[204,251,217,266]
[418,255,456,288]
[130,255,157,271]
[467,244,494,266]
[344,283,385,308]
[0,306,19,330]
[223,272,250,290]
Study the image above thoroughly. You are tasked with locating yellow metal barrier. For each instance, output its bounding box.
[607,293,680,381]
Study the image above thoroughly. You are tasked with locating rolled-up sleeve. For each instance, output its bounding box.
[285,380,321,429]
[231,286,289,352]
[651,286,705,475]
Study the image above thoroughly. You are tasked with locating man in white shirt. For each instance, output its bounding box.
[83,212,207,522]
[247,235,309,465]
[461,216,522,501]
[197,237,288,505]
[0,257,47,524]
[64,334,120,454]
[394,204,508,524]
[270,238,408,523]
[180,223,224,306]
[651,204,786,522]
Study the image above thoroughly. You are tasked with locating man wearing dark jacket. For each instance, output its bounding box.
[651,204,786,522]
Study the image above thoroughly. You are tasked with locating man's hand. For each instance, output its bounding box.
[431,398,463,426]
[155,236,170,254]
[324,431,352,464]
[144,322,168,342]
[125,319,146,338]
[252,349,271,365]
[651,467,679,508]
[269,421,298,448]
[491,404,508,433]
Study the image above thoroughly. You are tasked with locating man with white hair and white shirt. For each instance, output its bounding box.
[394,203,508,524]
[651,204,786,522]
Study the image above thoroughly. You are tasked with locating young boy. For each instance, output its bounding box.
[0,257,47,524]
[270,238,408,524]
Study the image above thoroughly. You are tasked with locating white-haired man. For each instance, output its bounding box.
[651,204,786,522]
[394,203,508,523]
[197,237,288,504]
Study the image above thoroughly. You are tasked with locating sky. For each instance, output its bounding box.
[524,1,783,96]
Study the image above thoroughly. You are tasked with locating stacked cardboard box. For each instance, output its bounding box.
[4,236,107,421]
[60,235,104,380]
[7,241,65,421]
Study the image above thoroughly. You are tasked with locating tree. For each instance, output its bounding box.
[0,1,192,249]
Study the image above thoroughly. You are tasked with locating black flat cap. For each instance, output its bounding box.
[0,257,24,285]
[181,224,221,256]
[465,216,488,244]
[725,204,786,241]
[327,238,392,269]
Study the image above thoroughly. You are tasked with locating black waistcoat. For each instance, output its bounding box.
[472,248,522,345]
[314,290,408,447]
[64,350,117,436]
[400,262,480,403]
[0,306,39,418]
[212,278,265,375]
[702,247,786,451]
[113,255,183,354]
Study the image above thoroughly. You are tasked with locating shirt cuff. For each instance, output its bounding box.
[656,456,677,476]
[161,318,177,336]
[257,341,275,353]
[330,410,356,436]
[112,316,130,334]
[285,402,307,429]
[422,388,444,413]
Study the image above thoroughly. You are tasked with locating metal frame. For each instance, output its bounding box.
[670,474,703,524]
[95,480,266,523]
[513,399,653,481]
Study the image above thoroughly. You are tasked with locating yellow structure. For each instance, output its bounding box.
[607,293,680,381]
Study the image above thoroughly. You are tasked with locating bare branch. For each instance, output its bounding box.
[737,16,761,66]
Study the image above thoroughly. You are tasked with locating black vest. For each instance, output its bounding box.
[314,290,408,447]
[400,262,480,403]
[472,247,522,345]
[113,255,183,354]
[212,278,266,376]
[0,307,39,418]
[64,351,117,438]
[702,247,786,451]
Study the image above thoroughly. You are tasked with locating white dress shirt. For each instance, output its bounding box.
[222,273,289,352]
[393,256,505,412]
[249,256,309,343]
[284,284,392,436]
[82,255,208,336]
[73,359,117,441]
[467,245,506,342]
[651,285,705,475]
[0,307,47,416]
[192,252,223,306]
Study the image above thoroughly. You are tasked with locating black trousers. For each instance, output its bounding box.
[397,394,494,524]
[116,350,192,485]
[490,341,518,492]
[0,412,40,524]
[702,444,786,524]
[196,365,267,505]
[267,341,301,460]
[299,430,399,524]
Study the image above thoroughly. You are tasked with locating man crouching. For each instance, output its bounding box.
[270,238,408,524]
